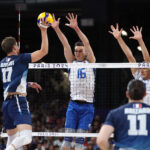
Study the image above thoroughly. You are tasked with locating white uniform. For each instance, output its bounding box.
[133,70,150,105]
[69,60,95,103]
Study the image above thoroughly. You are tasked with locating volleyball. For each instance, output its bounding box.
[37,12,53,27]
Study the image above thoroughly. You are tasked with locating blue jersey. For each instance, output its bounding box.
[105,102,150,150]
[0,53,31,100]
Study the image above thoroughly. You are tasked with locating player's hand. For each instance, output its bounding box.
[28,82,42,93]
[51,14,61,29]
[108,24,123,40]
[129,26,142,41]
[65,13,78,29]
[37,18,50,31]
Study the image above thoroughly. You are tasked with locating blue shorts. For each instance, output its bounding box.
[65,100,94,130]
[2,95,32,130]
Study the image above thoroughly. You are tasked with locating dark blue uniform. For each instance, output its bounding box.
[0,54,32,129]
[105,102,150,150]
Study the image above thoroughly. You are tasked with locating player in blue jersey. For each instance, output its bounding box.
[52,13,96,150]
[97,79,150,150]
[0,19,49,150]
[109,24,150,105]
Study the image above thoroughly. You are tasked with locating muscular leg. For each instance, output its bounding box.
[6,124,32,150]
[75,129,88,150]
[61,128,75,150]
[61,101,78,150]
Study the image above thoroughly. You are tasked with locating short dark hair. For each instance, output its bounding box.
[1,36,17,54]
[127,79,146,100]
[74,41,84,47]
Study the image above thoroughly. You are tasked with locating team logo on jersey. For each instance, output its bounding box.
[133,103,142,108]
[6,58,11,62]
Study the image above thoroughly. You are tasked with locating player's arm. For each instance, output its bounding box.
[65,13,96,63]
[130,26,150,62]
[28,82,42,93]
[97,125,114,150]
[31,19,49,62]
[109,24,137,75]
[52,14,74,63]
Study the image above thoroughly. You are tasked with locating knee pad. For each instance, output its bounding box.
[10,130,32,149]
[64,128,75,142]
[19,130,32,145]
[7,132,19,147]
[75,137,85,145]
[75,129,88,146]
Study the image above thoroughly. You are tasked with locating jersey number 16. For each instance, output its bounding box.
[77,68,86,79]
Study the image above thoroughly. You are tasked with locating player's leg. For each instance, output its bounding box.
[6,125,32,150]
[61,100,78,150]
[75,103,94,150]
[2,97,24,150]
[6,128,23,150]
[5,96,32,150]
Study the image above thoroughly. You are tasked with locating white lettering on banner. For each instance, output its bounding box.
[29,63,150,69]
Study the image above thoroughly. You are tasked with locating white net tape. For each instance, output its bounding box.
[1,132,99,138]
[29,62,150,69]
[0,132,113,138]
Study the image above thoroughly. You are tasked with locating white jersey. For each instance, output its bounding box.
[69,60,95,103]
[133,70,150,105]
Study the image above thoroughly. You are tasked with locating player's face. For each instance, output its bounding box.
[74,46,86,61]
[13,42,20,55]
[140,68,150,80]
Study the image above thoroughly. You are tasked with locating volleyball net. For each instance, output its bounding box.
[0,62,147,146]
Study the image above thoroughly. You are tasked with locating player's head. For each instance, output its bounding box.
[126,79,146,101]
[74,41,86,61]
[1,36,20,55]
[140,68,150,80]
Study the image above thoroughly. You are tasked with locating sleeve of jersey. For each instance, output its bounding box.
[21,53,31,64]
[104,111,115,127]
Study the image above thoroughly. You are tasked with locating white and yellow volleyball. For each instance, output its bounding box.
[37,12,53,26]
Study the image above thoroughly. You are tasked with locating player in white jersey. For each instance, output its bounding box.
[109,24,150,105]
[0,19,49,150]
[69,60,95,103]
[52,13,96,150]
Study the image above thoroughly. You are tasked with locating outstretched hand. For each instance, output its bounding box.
[51,14,61,29]
[65,13,78,29]
[37,18,50,31]
[129,26,142,41]
[108,24,123,40]
[28,82,42,93]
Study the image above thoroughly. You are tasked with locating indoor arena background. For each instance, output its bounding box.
[0,0,150,149]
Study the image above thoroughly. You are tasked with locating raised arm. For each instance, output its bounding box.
[52,14,74,63]
[31,19,49,62]
[130,26,150,62]
[66,13,96,63]
[109,24,137,75]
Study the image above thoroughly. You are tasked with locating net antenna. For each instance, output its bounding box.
[18,7,21,49]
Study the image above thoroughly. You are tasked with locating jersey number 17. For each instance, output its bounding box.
[2,67,12,83]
